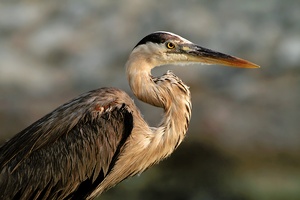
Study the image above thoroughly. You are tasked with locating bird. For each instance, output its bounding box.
[0,31,259,199]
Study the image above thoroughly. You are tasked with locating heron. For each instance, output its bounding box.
[0,31,259,199]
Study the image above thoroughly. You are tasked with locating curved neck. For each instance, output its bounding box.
[126,53,192,154]
[126,56,164,108]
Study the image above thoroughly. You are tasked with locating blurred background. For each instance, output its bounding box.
[0,0,299,199]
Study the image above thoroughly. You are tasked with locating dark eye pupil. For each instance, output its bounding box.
[167,42,174,49]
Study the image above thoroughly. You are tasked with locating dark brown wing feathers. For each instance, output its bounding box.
[0,87,134,199]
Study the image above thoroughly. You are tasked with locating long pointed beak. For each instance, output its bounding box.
[183,44,260,68]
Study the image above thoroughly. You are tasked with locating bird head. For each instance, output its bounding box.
[131,31,260,69]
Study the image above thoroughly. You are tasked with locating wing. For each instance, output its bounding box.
[0,87,134,199]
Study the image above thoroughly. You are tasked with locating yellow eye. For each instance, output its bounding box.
[166,42,175,49]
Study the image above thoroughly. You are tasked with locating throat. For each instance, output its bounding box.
[126,61,165,108]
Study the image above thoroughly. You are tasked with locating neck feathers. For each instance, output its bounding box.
[152,71,192,152]
[126,52,192,156]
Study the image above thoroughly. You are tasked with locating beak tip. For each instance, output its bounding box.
[233,57,260,69]
[245,63,260,69]
[244,62,260,69]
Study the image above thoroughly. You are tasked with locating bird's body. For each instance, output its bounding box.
[0,31,259,199]
[0,88,137,199]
